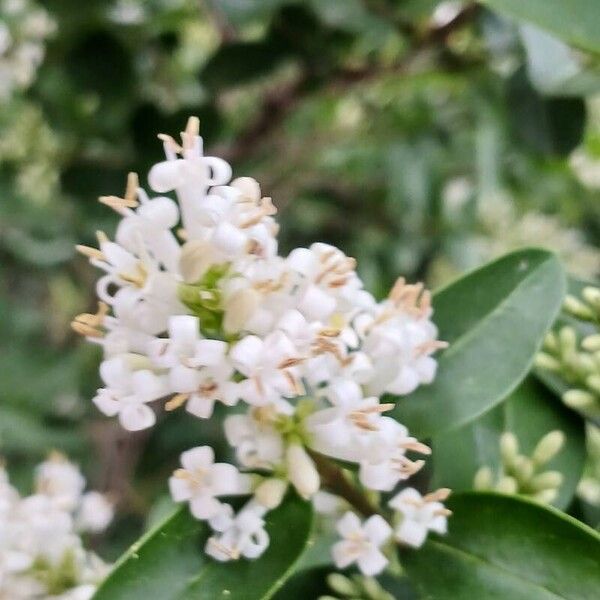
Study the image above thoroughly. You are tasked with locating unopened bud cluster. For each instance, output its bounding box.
[0,453,113,599]
[536,287,600,420]
[474,431,565,504]
[74,117,450,575]
[319,572,394,600]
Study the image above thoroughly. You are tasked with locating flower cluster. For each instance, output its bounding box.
[74,117,449,575]
[536,286,600,420]
[0,453,113,599]
[474,431,565,504]
[0,0,55,101]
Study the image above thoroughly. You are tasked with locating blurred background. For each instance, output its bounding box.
[2,0,600,557]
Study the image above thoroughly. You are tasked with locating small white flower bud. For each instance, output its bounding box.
[223,288,260,334]
[512,456,534,484]
[582,286,600,310]
[473,466,493,490]
[543,332,558,352]
[563,389,597,411]
[327,573,359,596]
[254,478,288,510]
[286,444,320,500]
[500,432,519,465]
[496,475,518,495]
[564,295,595,320]
[179,240,215,283]
[559,326,577,352]
[534,352,561,372]
[530,471,563,491]
[532,488,558,504]
[531,431,564,466]
[586,375,600,395]
[582,334,600,352]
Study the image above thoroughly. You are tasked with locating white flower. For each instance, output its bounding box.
[93,356,166,431]
[169,446,251,520]
[205,502,269,562]
[389,488,450,548]
[76,492,114,534]
[224,412,284,470]
[332,511,392,576]
[35,453,85,511]
[230,331,304,406]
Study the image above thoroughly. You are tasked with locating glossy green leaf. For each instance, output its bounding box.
[482,0,600,54]
[392,249,566,437]
[93,493,313,600]
[432,377,586,509]
[403,492,600,599]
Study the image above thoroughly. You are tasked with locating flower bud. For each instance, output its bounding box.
[559,326,577,352]
[531,431,564,466]
[179,240,215,283]
[512,456,534,484]
[534,352,561,372]
[563,389,597,411]
[473,466,493,490]
[286,444,320,500]
[500,432,519,465]
[223,288,260,335]
[586,375,600,395]
[496,475,518,494]
[543,332,558,352]
[327,573,359,596]
[582,334,600,352]
[583,286,600,310]
[254,478,288,510]
[532,488,558,504]
[564,295,595,321]
[530,471,563,491]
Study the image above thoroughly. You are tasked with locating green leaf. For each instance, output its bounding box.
[403,492,600,599]
[432,377,586,509]
[482,0,600,54]
[93,493,313,600]
[392,249,566,437]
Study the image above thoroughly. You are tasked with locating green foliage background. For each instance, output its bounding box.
[3,0,600,561]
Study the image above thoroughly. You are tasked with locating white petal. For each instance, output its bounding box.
[363,514,392,547]
[395,519,428,548]
[119,404,156,431]
[194,339,228,366]
[181,446,214,472]
[148,159,184,193]
[190,494,223,520]
[186,394,215,419]
[332,540,356,570]
[357,547,388,576]
[229,336,263,373]
[336,511,362,538]
[168,314,200,346]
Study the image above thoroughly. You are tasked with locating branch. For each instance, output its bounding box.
[209,3,479,165]
[311,451,380,517]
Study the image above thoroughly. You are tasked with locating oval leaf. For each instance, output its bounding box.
[93,493,313,600]
[482,0,600,55]
[432,377,586,509]
[392,249,565,437]
[403,492,600,599]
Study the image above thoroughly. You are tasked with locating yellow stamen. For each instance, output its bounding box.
[165,393,190,411]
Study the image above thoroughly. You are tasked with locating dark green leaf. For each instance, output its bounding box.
[93,493,313,600]
[404,492,600,599]
[432,377,586,509]
[392,249,566,437]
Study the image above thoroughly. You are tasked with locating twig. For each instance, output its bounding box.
[210,3,479,165]
[310,451,380,517]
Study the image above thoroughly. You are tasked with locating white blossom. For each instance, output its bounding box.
[169,446,251,520]
[75,117,449,565]
[389,488,451,548]
[332,511,392,576]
